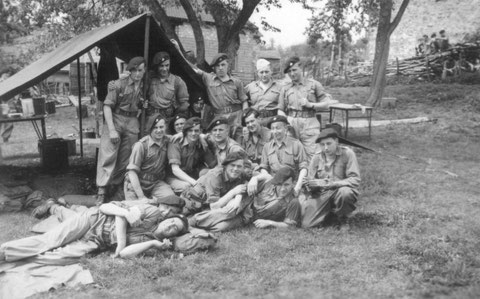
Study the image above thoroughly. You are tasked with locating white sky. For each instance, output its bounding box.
[249,2,315,48]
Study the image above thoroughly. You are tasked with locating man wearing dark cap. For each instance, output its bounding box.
[241,108,272,165]
[278,56,337,158]
[166,117,211,193]
[123,114,177,207]
[301,128,360,228]
[251,115,307,196]
[245,59,282,126]
[205,116,245,167]
[145,51,189,134]
[169,113,187,134]
[97,56,146,204]
[173,41,248,139]
[189,166,301,232]
[0,200,188,262]
[182,151,247,216]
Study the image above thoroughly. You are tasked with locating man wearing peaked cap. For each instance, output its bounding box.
[245,59,282,126]
[172,39,248,141]
[277,55,338,159]
[123,114,178,207]
[166,117,211,193]
[301,127,361,228]
[145,51,189,135]
[97,56,146,204]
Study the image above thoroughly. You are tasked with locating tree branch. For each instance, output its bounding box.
[387,0,409,36]
[178,0,206,65]
[145,0,185,52]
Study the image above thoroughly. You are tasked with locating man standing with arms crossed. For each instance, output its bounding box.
[278,56,337,159]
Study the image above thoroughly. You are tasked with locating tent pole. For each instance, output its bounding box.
[77,57,84,157]
[140,13,151,137]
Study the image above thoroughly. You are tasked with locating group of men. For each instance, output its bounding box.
[416,29,450,56]
[0,46,362,263]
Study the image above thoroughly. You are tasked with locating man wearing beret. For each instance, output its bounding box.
[182,152,247,216]
[169,113,187,135]
[205,116,245,167]
[166,117,211,193]
[145,51,189,134]
[278,56,338,159]
[241,108,272,166]
[245,59,282,126]
[301,128,360,228]
[0,200,188,262]
[124,114,177,208]
[97,57,146,204]
[172,42,248,139]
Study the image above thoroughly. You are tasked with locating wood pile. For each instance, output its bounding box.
[347,42,480,83]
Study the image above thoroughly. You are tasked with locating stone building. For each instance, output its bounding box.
[165,6,259,83]
[365,0,480,60]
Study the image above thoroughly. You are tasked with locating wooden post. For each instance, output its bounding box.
[140,14,151,137]
[396,57,400,75]
[87,51,101,137]
[77,57,83,157]
[426,55,431,81]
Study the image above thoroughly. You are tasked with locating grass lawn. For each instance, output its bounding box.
[1,83,480,298]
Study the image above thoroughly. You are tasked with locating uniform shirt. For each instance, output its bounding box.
[127,135,169,191]
[278,78,327,112]
[190,166,244,204]
[259,136,308,175]
[307,146,360,189]
[245,80,282,111]
[104,76,143,112]
[207,136,245,166]
[148,74,189,110]
[241,126,272,164]
[167,137,206,179]
[200,71,247,109]
[249,177,301,226]
[86,202,163,248]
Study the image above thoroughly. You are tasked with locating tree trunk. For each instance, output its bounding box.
[146,0,185,52]
[178,0,207,67]
[366,0,410,107]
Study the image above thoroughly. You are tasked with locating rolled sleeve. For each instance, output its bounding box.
[127,142,145,172]
[258,144,271,172]
[277,87,286,111]
[167,141,182,165]
[104,80,121,107]
[295,143,308,170]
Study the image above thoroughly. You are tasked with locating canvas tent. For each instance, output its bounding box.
[0,13,206,156]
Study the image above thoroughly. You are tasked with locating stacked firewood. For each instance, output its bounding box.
[347,42,480,82]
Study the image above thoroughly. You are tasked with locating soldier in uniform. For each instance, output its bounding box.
[169,113,187,135]
[240,108,272,166]
[166,117,211,193]
[145,52,189,134]
[252,115,307,197]
[245,59,282,126]
[205,116,245,167]
[301,128,361,228]
[124,115,176,205]
[278,56,337,158]
[96,57,145,204]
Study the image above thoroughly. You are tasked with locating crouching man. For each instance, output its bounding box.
[301,128,360,228]
[189,166,301,232]
[0,200,188,263]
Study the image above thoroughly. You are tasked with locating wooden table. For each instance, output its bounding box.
[329,103,373,139]
[0,115,47,140]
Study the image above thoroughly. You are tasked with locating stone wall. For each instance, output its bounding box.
[365,0,480,61]
[175,23,256,83]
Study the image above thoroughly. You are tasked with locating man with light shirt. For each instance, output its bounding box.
[245,59,282,125]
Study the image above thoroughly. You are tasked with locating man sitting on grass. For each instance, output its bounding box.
[0,199,188,263]
[301,128,360,228]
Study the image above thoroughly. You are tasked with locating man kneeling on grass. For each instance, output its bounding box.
[0,199,188,263]
[301,128,360,228]
[189,166,301,231]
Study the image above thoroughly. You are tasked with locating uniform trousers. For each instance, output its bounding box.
[287,116,320,160]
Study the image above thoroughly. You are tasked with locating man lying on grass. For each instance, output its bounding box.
[0,200,188,264]
[189,166,301,231]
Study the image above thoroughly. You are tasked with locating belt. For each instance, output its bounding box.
[213,104,242,114]
[139,172,162,182]
[287,109,316,118]
[146,106,174,117]
[258,109,277,118]
[114,108,137,117]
